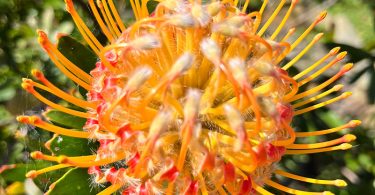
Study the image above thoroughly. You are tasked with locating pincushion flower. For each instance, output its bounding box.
[15,0,361,194]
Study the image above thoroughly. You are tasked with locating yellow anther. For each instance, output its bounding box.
[207,1,222,16]
[200,38,221,64]
[213,21,241,37]
[184,89,201,120]
[228,58,248,86]
[192,4,210,26]
[130,34,161,50]
[167,53,194,79]
[125,67,153,93]
[224,104,247,151]
[168,14,196,28]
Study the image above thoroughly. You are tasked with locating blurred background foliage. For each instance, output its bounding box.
[0,0,374,194]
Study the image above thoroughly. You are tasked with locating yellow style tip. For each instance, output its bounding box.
[330,47,341,55]
[341,63,354,73]
[31,69,44,79]
[349,120,361,127]
[37,29,49,46]
[333,84,344,91]
[21,81,34,92]
[16,115,29,123]
[314,33,324,41]
[21,78,31,83]
[336,51,347,60]
[339,143,352,150]
[17,115,40,124]
[343,134,356,142]
[317,11,328,22]
[334,179,348,187]
[64,0,74,13]
[30,151,43,159]
[25,170,37,178]
[341,92,352,98]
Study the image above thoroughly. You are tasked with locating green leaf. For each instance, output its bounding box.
[317,110,344,128]
[57,35,97,74]
[0,163,41,182]
[350,63,372,84]
[324,43,373,63]
[44,109,86,129]
[0,86,16,102]
[147,0,158,13]
[56,35,96,97]
[43,109,98,156]
[368,68,375,104]
[0,161,71,192]
[0,105,12,126]
[25,127,52,154]
[78,87,88,99]
[48,168,99,195]
[0,161,58,182]
[49,135,94,156]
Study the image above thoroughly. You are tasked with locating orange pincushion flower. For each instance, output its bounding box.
[17,0,361,194]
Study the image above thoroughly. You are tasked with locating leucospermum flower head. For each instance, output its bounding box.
[15,0,361,194]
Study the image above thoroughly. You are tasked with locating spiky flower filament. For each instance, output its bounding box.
[16,0,361,194]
